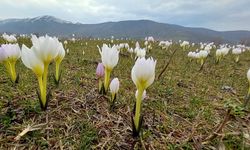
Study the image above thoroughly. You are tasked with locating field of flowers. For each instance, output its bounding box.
[0,35,250,149]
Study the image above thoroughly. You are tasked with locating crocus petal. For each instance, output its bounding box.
[1,44,21,62]
[96,63,105,78]
[21,44,44,77]
[110,78,120,94]
[247,69,250,81]
[0,47,6,62]
[31,35,60,63]
[131,57,156,89]
[100,44,119,70]
[55,43,65,63]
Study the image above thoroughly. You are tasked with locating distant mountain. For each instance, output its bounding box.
[0,15,250,43]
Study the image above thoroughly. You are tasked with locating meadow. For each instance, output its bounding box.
[0,37,249,149]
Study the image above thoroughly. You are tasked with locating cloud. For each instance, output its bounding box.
[0,0,249,31]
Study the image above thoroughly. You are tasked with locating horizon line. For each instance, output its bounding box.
[0,15,250,32]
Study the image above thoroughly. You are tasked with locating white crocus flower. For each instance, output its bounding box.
[99,44,120,93]
[66,49,70,54]
[215,49,223,63]
[135,41,140,48]
[99,44,119,71]
[232,48,242,63]
[136,48,146,58]
[198,50,208,66]
[21,45,44,77]
[110,78,120,94]
[55,43,65,64]
[1,44,21,82]
[2,44,21,61]
[109,78,120,103]
[2,33,17,43]
[21,35,61,110]
[0,47,6,62]
[128,48,134,53]
[180,41,190,50]
[187,51,197,62]
[125,43,129,49]
[221,47,230,57]
[54,43,65,83]
[21,45,46,107]
[31,35,60,64]
[132,57,156,90]
[131,57,156,133]
[63,40,68,45]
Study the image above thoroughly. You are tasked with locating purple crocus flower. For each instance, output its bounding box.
[96,63,105,78]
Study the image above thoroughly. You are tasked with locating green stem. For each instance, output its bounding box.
[10,61,17,82]
[4,61,16,82]
[38,75,44,103]
[134,88,143,131]
[41,63,49,107]
[3,61,11,79]
[55,62,60,82]
[111,93,115,102]
[104,68,111,93]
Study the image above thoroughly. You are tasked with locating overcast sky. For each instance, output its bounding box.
[0,0,249,31]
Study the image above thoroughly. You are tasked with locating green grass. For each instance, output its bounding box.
[0,38,249,149]
[77,121,98,149]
